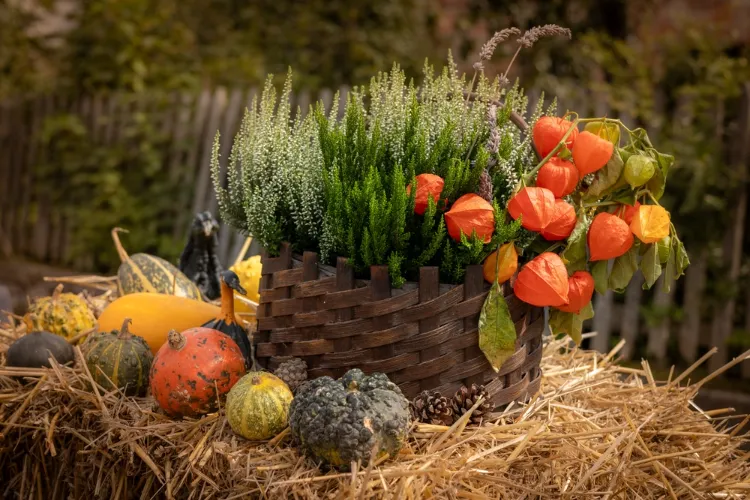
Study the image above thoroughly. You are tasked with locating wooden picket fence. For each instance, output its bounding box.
[0,84,748,378]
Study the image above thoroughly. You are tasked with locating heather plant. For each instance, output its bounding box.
[212,26,570,285]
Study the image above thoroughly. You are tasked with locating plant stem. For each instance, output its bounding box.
[499,46,523,84]
[584,201,619,208]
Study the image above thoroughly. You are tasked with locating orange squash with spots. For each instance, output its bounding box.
[149,327,246,418]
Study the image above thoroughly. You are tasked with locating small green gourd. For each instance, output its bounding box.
[84,318,153,396]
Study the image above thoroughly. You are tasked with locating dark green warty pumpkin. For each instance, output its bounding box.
[84,318,153,396]
[289,369,411,469]
[6,330,75,368]
[112,228,201,300]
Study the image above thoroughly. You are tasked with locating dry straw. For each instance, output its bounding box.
[1,316,748,499]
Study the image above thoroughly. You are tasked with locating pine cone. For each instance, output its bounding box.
[477,169,494,204]
[451,384,493,425]
[273,358,308,392]
[410,390,453,426]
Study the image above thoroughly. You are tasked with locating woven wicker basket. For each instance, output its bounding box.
[255,243,544,408]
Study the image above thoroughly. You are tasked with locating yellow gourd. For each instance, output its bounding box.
[230,255,261,316]
[97,293,222,353]
[24,285,96,339]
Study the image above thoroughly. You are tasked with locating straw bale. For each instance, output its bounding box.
[1,318,749,499]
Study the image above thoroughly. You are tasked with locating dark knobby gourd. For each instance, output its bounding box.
[6,330,75,368]
[289,369,411,469]
[84,318,154,396]
[226,371,293,441]
[149,327,246,418]
[178,211,223,300]
[202,270,253,368]
[112,228,202,300]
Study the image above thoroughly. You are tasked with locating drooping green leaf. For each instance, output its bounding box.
[586,148,625,199]
[674,238,690,277]
[561,213,590,273]
[644,148,674,201]
[592,260,609,295]
[609,245,638,291]
[610,188,637,207]
[641,244,662,290]
[549,302,594,345]
[662,246,677,293]
[478,285,517,372]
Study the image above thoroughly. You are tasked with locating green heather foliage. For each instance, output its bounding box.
[212,58,552,285]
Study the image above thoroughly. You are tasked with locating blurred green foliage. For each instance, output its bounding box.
[36,98,188,271]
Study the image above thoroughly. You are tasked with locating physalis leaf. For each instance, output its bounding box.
[561,213,590,273]
[640,243,662,290]
[586,148,625,199]
[609,245,638,292]
[592,260,609,295]
[478,285,517,372]
[549,302,594,346]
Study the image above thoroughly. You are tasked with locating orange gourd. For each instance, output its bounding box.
[556,271,595,314]
[630,205,671,244]
[541,199,577,241]
[97,293,223,354]
[535,157,579,198]
[588,212,634,261]
[572,131,614,176]
[482,243,518,284]
[406,173,445,215]
[508,187,556,232]
[533,116,579,157]
[513,252,570,307]
[444,193,495,243]
[616,201,641,226]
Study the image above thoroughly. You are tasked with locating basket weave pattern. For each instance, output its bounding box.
[255,243,543,407]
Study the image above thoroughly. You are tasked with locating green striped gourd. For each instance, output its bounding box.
[84,318,153,396]
[226,371,293,440]
[112,228,201,300]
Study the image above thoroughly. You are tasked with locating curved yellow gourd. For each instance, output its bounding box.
[97,293,221,353]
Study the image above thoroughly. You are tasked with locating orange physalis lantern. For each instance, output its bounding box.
[535,157,579,198]
[541,199,577,241]
[533,116,579,157]
[556,271,595,314]
[630,205,671,244]
[572,131,614,176]
[588,212,634,261]
[616,201,641,226]
[508,187,556,232]
[482,242,518,284]
[513,252,570,307]
[406,173,445,215]
[445,193,495,243]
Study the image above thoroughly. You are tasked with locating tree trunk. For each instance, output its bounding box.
[592,290,614,353]
[620,273,643,360]
[647,277,675,366]
[678,250,707,364]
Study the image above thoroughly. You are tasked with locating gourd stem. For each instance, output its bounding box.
[118,318,133,339]
[167,330,186,350]
[110,228,131,263]
[233,237,253,268]
[52,284,64,301]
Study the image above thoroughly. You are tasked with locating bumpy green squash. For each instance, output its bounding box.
[84,318,153,396]
[289,369,410,469]
[112,228,201,300]
[23,285,96,339]
[226,371,293,440]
